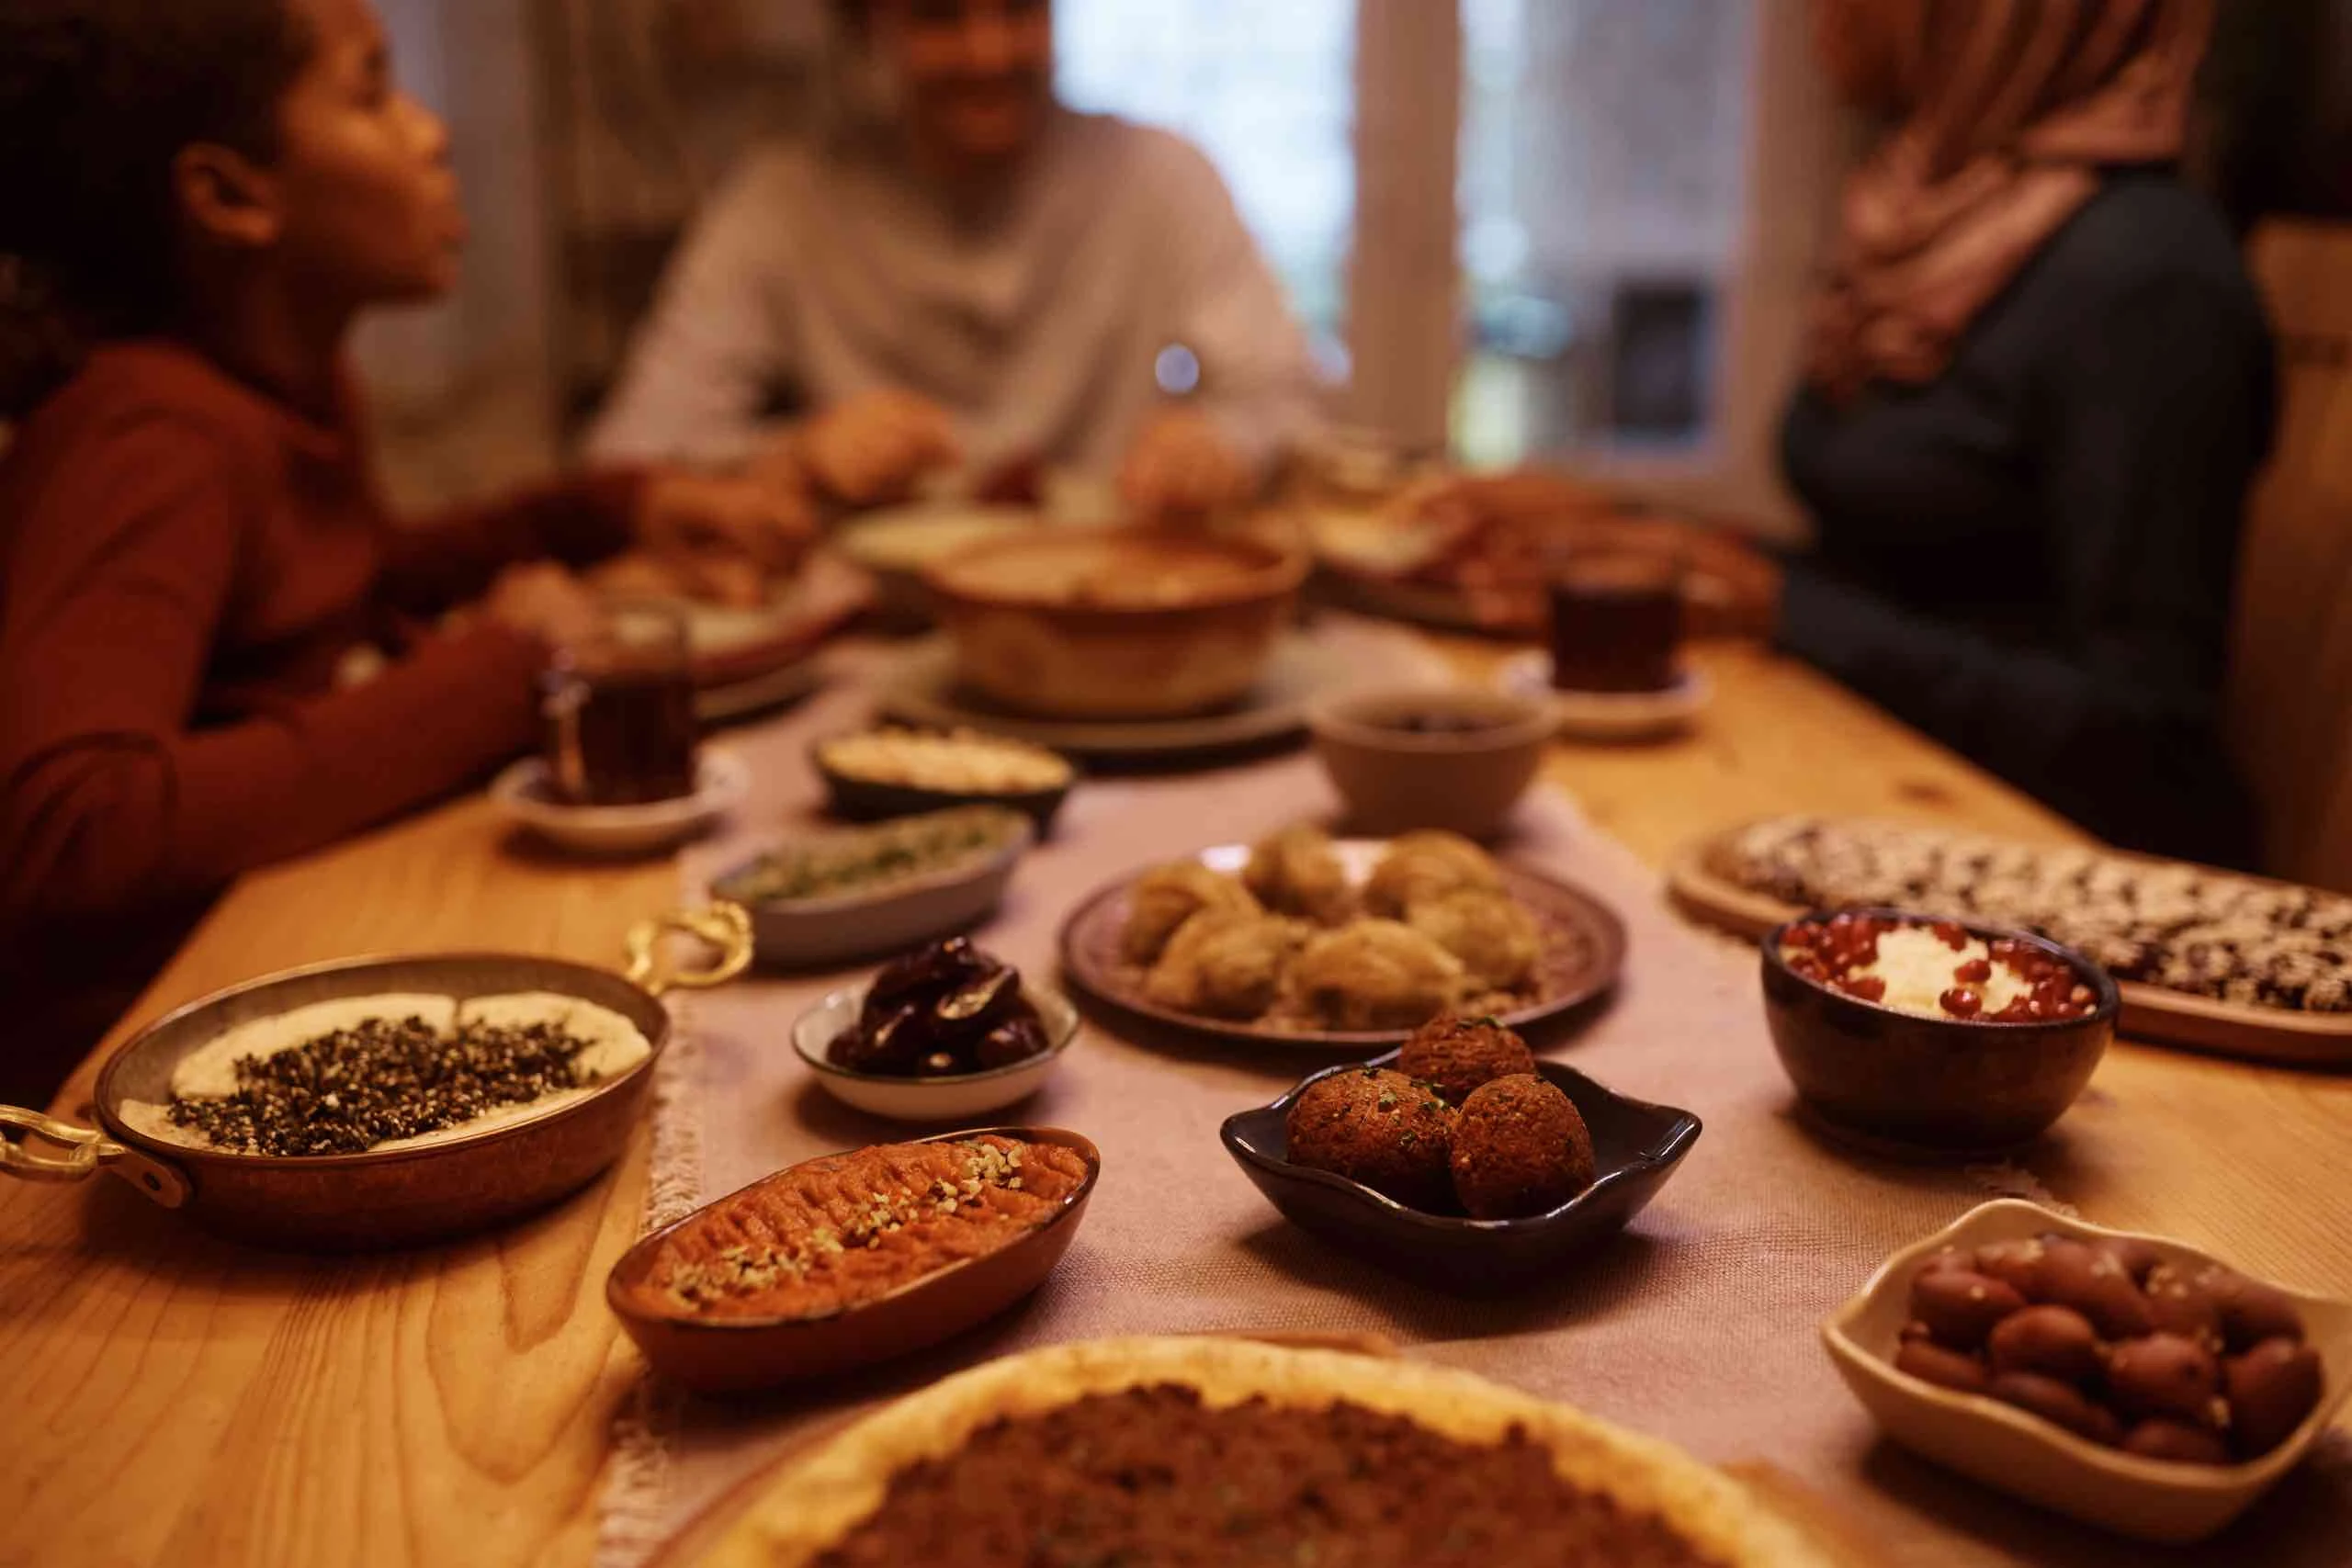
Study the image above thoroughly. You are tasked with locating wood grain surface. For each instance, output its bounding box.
[1,635,2345,1568]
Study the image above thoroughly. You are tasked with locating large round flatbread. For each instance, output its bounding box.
[694,1336,1831,1567]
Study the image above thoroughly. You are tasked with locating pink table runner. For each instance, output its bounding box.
[596,623,2350,1568]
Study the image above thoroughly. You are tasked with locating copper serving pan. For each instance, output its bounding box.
[0,906,751,1250]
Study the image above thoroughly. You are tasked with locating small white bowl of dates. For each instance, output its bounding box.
[791,939,1078,1122]
[1760,908,2120,1152]
[1825,1200,2352,1544]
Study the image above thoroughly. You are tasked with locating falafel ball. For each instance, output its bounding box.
[1284,1066,1457,1210]
[1398,1015,1537,1105]
[1450,1073,1595,1219]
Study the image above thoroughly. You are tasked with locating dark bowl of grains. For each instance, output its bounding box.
[1761,908,2120,1156]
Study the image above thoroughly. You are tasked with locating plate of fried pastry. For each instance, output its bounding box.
[1057,827,1625,1048]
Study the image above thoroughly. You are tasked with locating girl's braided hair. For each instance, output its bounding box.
[0,0,311,416]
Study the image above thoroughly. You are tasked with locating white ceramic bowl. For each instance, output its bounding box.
[490,749,749,857]
[711,812,1034,968]
[791,980,1079,1122]
[1823,1199,2352,1544]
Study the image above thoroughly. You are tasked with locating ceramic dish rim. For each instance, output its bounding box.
[789,978,1081,1089]
[1821,1198,2352,1494]
[1498,649,1712,711]
[709,807,1036,919]
[492,748,750,829]
[605,1124,1101,1335]
[1218,1049,1702,1235]
[1762,906,2123,1032]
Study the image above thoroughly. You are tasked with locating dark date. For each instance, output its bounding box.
[830,939,1050,1078]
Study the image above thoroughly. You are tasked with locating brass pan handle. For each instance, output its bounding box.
[0,1105,191,1207]
[624,901,754,998]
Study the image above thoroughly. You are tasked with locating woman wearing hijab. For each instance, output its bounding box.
[1444,0,2275,866]
[587,0,1322,521]
[1779,0,2271,866]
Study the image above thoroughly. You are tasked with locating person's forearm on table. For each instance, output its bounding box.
[1772,562,2241,837]
[377,469,650,615]
[1,627,545,924]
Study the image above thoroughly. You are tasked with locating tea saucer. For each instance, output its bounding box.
[1497,651,1711,742]
[490,748,750,856]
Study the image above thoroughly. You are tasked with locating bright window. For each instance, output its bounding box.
[1056,0,1356,363]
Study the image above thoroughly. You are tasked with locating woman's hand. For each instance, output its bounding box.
[1120,410,1252,523]
[635,471,817,607]
[481,562,608,649]
[791,389,962,506]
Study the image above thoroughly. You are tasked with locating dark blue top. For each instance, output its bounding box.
[1778,171,2275,866]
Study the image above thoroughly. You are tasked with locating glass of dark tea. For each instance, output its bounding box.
[1546,548,1685,694]
[542,604,701,807]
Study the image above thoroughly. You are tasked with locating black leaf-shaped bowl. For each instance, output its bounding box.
[1219,1052,1701,1292]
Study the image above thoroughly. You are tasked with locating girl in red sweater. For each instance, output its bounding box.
[0,0,810,1100]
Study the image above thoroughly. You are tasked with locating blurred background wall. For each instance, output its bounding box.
[362,0,2351,525]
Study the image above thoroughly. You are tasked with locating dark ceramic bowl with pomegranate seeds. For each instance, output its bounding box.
[1760,908,2120,1156]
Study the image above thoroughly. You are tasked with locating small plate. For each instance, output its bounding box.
[1221,1051,1700,1291]
[606,1126,1101,1393]
[711,810,1035,969]
[876,636,1356,765]
[1058,840,1626,1052]
[1498,650,1711,741]
[1824,1200,2352,1545]
[490,749,748,857]
[791,980,1080,1122]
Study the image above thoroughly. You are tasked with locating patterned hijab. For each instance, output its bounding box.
[1807,0,2216,399]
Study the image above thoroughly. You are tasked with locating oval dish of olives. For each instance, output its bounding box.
[790,940,1080,1122]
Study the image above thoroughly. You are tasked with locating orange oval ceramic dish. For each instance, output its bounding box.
[608,1128,1100,1392]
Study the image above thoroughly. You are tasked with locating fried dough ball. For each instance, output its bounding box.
[1121,863,1261,965]
[1242,824,1355,928]
[1284,1066,1457,1209]
[1363,830,1503,918]
[1144,910,1313,1020]
[1450,1074,1595,1219]
[1406,888,1542,991]
[1287,919,1466,1032]
[1398,1015,1536,1105]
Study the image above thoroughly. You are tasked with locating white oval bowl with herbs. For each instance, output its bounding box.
[710,807,1034,968]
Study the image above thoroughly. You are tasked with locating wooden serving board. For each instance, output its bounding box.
[1668,825,2352,1068]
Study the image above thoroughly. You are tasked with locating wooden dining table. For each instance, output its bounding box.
[2,633,2346,1568]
